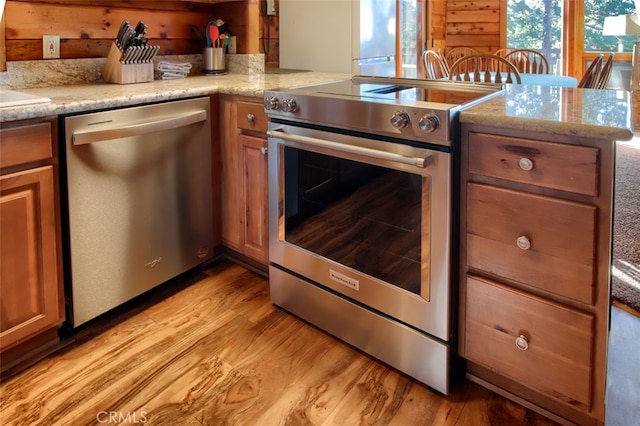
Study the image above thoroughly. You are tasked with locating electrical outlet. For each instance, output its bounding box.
[266,0,276,15]
[228,36,237,54]
[43,35,60,59]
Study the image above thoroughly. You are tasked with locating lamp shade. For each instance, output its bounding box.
[603,14,640,36]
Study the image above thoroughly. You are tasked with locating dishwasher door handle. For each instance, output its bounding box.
[72,109,207,145]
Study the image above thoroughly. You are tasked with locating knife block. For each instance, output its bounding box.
[102,42,154,84]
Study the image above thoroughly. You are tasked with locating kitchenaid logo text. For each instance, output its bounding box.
[96,411,148,423]
[329,269,359,290]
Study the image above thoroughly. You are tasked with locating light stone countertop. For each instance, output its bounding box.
[0,74,635,143]
[0,72,350,122]
[461,84,634,141]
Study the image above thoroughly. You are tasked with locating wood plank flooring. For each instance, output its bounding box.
[0,259,561,425]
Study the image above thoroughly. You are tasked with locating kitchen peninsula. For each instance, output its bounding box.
[0,72,634,426]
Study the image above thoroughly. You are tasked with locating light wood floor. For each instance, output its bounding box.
[0,259,572,425]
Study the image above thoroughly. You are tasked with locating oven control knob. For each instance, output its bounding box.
[419,114,440,133]
[264,96,280,110]
[282,98,298,113]
[390,111,411,129]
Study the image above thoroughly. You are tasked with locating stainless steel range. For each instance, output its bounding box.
[264,76,501,394]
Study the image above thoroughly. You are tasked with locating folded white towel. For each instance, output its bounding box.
[155,61,192,73]
[154,70,189,80]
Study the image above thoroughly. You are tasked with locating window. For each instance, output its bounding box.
[589,0,636,52]
[507,0,638,78]
[507,0,563,74]
[399,0,422,77]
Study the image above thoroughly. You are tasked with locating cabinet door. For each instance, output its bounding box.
[0,166,62,350]
[220,98,242,250]
[239,134,269,264]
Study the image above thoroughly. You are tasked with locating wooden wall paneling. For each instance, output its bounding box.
[445,0,501,53]
[4,1,217,60]
[245,0,260,54]
[446,0,500,12]
[1,9,6,71]
[428,0,446,51]
[5,38,204,61]
[259,10,279,67]
[9,1,225,12]
[6,2,213,39]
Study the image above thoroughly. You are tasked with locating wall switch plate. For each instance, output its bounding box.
[266,0,276,15]
[43,35,60,59]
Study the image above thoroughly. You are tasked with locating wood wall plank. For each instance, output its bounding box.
[5,39,203,61]
[1,11,6,71]
[6,2,212,39]
[10,0,226,12]
[445,0,502,53]
[4,0,254,61]
[446,10,500,24]
[428,0,447,51]
[447,22,500,35]
[447,1,501,11]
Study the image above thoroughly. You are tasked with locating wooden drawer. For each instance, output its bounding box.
[464,275,594,410]
[467,182,596,304]
[0,122,53,169]
[236,101,268,133]
[468,132,599,196]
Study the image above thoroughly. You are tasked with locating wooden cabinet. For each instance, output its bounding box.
[219,96,269,269]
[0,118,64,367]
[459,124,614,425]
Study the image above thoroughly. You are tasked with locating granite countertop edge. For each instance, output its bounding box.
[460,110,634,141]
[460,84,634,141]
[1,75,634,142]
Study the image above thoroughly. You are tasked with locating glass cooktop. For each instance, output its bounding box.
[296,76,502,107]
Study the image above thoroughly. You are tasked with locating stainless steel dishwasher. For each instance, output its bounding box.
[61,97,213,328]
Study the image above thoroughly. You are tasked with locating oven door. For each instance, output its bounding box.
[267,123,451,341]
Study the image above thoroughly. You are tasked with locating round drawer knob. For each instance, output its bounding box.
[260,146,268,155]
[516,235,531,250]
[519,157,534,171]
[515,334,529,351]
[246,113,255,122]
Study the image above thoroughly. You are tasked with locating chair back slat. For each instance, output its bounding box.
[578,54,605,88]
[595,53,615,89]
[445,46,480,69]
[448,54,522,85]
[505,49,550,74]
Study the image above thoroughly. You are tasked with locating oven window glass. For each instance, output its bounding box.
[284,147,428,296]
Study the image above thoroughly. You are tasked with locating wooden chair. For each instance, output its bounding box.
[593,53,615,89]
[422,49,449,79]
[448,53,522,84]
[505,49,550,74]
[445,46,479,68]
[578,54,604,88]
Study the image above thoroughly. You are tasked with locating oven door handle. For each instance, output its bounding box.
[267,129,430,168]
